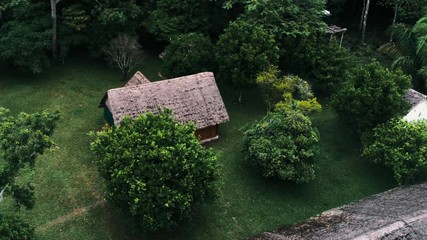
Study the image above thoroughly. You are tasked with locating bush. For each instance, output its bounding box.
[90,109,218,232]
[332,61,411,132]
[162,33,215,78]
[362,119,427,185]
[256,66,321,114]
[283,38,353,96]
[216,19,279,97]
[243,110,319,183]
[0,213,34,240]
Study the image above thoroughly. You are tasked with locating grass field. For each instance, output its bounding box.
[0,55,396,239]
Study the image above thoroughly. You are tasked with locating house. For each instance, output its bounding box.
[404,89,427,122]
[100,71,229,143]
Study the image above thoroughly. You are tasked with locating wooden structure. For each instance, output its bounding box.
[100,71,229,143]
[326,25,347,48]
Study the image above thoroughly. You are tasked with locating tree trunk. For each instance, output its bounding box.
[50,0,59,60]
[238,89,243,102]
[359,0,366,30]
[390,1,399,42]
[361,0,371,44]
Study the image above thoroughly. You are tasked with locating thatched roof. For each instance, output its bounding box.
[105,72,229,129]
[124,71,150,87]
[404,89,427,107]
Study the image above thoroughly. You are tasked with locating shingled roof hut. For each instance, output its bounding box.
[101,71,229,143]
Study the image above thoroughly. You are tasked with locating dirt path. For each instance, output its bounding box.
[35,199,107,232]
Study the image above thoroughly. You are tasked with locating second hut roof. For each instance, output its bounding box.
[105,72,229,129]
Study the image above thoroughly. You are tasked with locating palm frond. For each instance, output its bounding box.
[392,56,414,72]
[378,42,402,59]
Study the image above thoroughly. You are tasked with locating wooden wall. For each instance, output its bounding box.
[196,125,218,141]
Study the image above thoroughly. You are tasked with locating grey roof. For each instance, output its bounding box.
[249,182,427,240]
[404,89,427,107]
[105,72,229,129]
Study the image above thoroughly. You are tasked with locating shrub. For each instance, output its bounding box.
[90,109,218,232]
[362,118,427,185]
[243,110,319,183]
[332,61,411,132]
[0,213,34,240]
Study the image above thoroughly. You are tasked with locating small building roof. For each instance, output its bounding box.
[326,25,347,34]
[105,72,229,129]
[124,71,150,87]
[404,89,427,122]
[404,88,427,107]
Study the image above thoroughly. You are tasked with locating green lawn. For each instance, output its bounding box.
[0,55,395,239]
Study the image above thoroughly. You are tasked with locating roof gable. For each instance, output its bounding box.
[105,72,229,129]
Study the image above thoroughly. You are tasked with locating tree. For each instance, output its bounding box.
[243,110,319,183]
[50,0,62,60]
[143,0,210,41]
[0,213,34,240]
[360,0,371,44]
[331,61,411,132]
[284,38,354,96]
[0,107,60,208]
[256,66,321,114]
[224,0,326,41]
[89,109,219,232]
[362,118,427,185]
[87,0,141,56]
[216,19,279,101]
[103,34,143,81]
[0,1,51,73]
[162,33,216,78]
[378,15,427,91]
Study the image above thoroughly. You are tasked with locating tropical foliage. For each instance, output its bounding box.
[89,109,218,232]
[243,110,319,183]
[363,119,427,185]
[162,33,215,78]
[332,61,411,132]
[256,66,321,114]
[216,19,279,101]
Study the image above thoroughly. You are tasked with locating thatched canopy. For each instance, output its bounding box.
[105,72,229,129]
[124,71,150,87]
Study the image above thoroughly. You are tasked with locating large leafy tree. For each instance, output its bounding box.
[0,107,59,239]
[243,110,319,183]
[216,19,279,101]
[162,33,215,78]
[87,0,141,56]
[332,61,411,132]
[90,109,219,232]
[0,1,51,73]
[363,118,427,185]
[224,0,326,40]
[143,0,210,41]
[0,108,60,208]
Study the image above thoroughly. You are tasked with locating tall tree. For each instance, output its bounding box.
[0,1,51,73]
[361,0,371,44]
[332,61,411,132]
[50,0,62,60]
[0,107,59,208]
[143,0,210,41]
[216,19,279,101]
